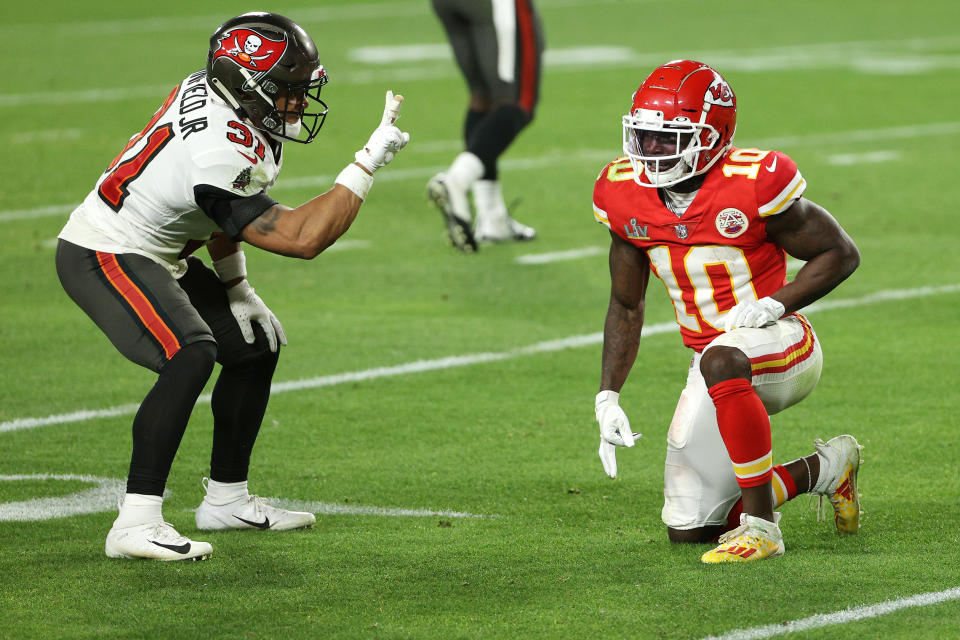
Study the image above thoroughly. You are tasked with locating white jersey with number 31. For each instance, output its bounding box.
[60,70,282,276]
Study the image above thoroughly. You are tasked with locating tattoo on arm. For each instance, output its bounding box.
[251,206,283,235]
[601,301,643,391]
[600,233,649,390]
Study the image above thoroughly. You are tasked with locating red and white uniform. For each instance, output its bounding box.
[594,148,824,530]
[60,70,282,277]
[593,147,806,352]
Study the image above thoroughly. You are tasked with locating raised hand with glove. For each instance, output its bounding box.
[596,390,642,478]
[336,91,411,200]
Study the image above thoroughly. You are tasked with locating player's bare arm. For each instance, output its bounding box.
[600,231,651,392]
[241,184,364,259]
[764,197,861,313]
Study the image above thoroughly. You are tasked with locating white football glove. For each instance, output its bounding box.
[354,90,411,173]
[723,296,785,331]
[596,390,642,478]
[226,280,287,353]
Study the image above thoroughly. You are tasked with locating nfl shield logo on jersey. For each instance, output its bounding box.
[715,208,749,238]
[674,224,688,239]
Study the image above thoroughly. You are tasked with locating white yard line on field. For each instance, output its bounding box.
[4,120,959,225]
[4,35,960,107]
[0,0,638,38]
[0,473,491,522]
[827,150,901,166]
[11,129,83,144]
[3,282,958,434]
[271,498,486,519]
[515,246,607,265]
[697,586,960,640]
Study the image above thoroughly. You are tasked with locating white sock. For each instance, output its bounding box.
[446,151,484,191]
[204,479,249,505]
[471,179,508,224]
[113,493,163,528]
[812,451,832,493]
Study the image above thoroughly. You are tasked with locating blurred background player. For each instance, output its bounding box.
[591,59,863,563]
[55,12,409,561]
[426,0,543,252]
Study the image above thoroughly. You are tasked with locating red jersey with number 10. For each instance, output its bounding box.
[592,147,807,351]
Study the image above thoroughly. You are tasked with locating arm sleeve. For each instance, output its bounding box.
[193,184,278,241]
[757,151,806,218]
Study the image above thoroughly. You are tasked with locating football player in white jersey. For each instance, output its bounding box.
[56,12,410,561]
[592,60,863,563]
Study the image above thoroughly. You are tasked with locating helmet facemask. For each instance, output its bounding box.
[237,66,328,144]
[622,108,720,188]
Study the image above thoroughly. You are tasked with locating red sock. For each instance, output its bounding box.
[722,465,797,536]
[771,464,799,507]
[725,500,744,533]
[708,378,772,488]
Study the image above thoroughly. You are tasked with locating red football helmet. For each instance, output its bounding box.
[622,60,737,187]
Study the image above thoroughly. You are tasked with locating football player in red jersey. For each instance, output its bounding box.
[592,60,863,563]
[56,12,409,561]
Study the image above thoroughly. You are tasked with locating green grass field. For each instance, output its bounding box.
[2,1,960,638]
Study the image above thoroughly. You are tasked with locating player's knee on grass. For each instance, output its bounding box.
[667,525,724,544]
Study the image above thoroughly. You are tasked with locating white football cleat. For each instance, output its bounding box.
[475,214,537,243]
[814,434,863,535]
[105,521,212,561]
[427,173,477,253]
[196,494,316,531]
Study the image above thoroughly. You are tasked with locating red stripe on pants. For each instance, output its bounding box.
[96,252,181,360]
[515,0,537,113]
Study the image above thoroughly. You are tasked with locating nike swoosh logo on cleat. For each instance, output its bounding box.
[234,515,271,530]
[150,540,191,554]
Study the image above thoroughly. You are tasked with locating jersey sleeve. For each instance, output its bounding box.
[190,145,271,197]
[593,158,633,232]
[593,178,612,230]
[756,150,806,217]
[186,144,277,239]
[193,186,277,240]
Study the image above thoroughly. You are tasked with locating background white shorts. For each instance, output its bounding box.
[660,314,823,529]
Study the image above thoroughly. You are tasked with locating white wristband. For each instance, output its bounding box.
[212,251,246,283]
[335,163,374,201]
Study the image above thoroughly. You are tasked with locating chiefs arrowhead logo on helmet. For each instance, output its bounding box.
[705,75,735,107]
[213,28,287,72]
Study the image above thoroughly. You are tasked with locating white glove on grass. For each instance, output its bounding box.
[226,280,286,353]
[596,390,641,478]
[723,297,785,331]
[354,91,411,173]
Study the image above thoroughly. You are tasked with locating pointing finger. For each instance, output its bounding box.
[381,90,404,126]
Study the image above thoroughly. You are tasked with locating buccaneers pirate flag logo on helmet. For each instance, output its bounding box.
[213,29,287,71]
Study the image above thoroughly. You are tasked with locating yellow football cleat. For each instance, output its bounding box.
[701,513,785,564]
[814,435,863,535]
